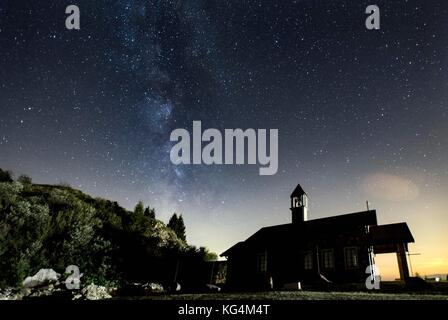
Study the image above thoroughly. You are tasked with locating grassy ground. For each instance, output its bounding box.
[127,281,448,300]
[130,290,448,300]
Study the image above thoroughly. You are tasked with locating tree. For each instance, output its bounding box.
[134,201,144,216]
[144,206,156,220]
[201,247,218,261]
[0,168,13,183]
[18,175,32,184]
[176,215,186,242]
[168,213,186,242]
[0,175,189,287]
[0,181,23,210]
[127,201,149,234]
[167,213,178,232]
[0,197,51,286]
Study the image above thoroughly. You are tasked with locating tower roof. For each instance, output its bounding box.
[290,183,306,197]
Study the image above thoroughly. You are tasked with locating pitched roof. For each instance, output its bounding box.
[290,184,306,197]
[368,223,415,245]
[221,241,245,257]
[221,210,378,257]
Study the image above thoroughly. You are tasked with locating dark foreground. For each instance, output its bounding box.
[127,290,447,300]
[125,281,448,300]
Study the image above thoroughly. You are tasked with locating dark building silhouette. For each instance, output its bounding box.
[221,184,415,290]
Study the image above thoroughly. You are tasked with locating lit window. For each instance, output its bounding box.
[322,249,335,269]
[344,247,359,269]
[304,252,313,270]
[257,252,267,272]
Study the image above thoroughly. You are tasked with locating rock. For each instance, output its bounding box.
[21,282,74,300]
[205,284,221,292]
[77,284,112,300]
[107,286,118,297]
[142,282,164,294]
[0,288,22,300]
[1,286,64,300]
[26,285,56,298]
[22,269,60,288]
[72,293,83,300]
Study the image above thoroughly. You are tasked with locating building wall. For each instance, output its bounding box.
[225,231,372,290]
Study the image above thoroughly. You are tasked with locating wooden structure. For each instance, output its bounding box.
[221,184,415,290]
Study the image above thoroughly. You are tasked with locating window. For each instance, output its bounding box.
[292,194,307,207]
[322,249,335,269]
[293,197,300,207]
[257,252,267,273]
[344,247,359,269]
[304,251,313,270]
[302,194,308,207]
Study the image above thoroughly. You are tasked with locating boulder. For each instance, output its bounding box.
[22,269,60,288]
[77,284,112,300]
[0,288,22,300]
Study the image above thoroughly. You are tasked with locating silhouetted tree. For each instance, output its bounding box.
[201,247,218,261]
[177,215,186,241]
[168,213,186,242]
[127,200,149,234]
[134,201,144,216]
[0,168,13,182]
[144,206,156,220]
[18,174,32,184]
[168,213,177,231]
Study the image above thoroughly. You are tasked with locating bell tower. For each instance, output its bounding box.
[290,184,308,224]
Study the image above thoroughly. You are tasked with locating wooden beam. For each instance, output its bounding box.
[396,243,410,280]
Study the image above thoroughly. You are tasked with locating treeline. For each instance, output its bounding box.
[0,168,217,289]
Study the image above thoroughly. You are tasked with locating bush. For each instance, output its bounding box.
[17,175,32,184]
[0,169,13,183]
[0,168,214,289]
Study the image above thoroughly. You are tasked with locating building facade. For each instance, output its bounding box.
[221,184,415,290]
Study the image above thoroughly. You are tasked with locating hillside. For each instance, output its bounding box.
[0,169,212,288]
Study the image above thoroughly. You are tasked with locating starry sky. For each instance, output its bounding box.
[1,0,447,279]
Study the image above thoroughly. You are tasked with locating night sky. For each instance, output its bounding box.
[1,0,447,278]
